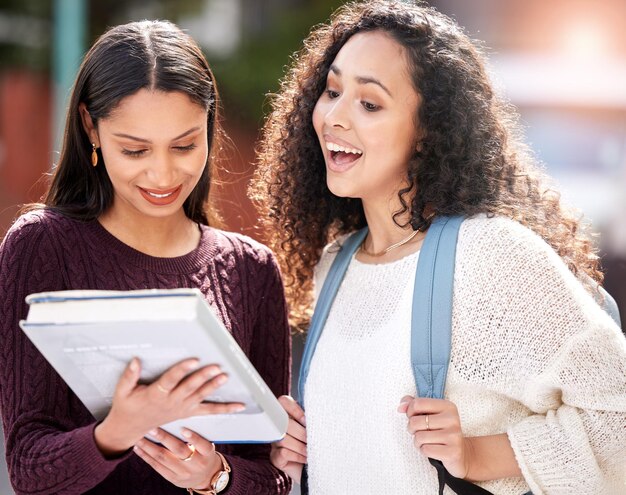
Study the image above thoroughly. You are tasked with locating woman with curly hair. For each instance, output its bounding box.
[251,1,626,494]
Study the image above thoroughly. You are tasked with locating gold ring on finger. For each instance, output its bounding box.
[156,383,170,394]
[425,414,430,431]
[181,443,196,462]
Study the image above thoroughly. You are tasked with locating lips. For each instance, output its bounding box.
[138,185,182,206]
[323,134,363,173]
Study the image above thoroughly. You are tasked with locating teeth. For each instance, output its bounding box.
[326,142,363,155]
[146,191,173,198]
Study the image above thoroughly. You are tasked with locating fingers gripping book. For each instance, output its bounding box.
[20,288,288,443]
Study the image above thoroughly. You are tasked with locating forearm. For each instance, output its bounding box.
[8,422,131,495]
[465,433,522,482]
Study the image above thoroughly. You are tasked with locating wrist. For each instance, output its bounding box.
[187,451,231,494]
[463,436,483,481]
[462,434,522,482]
[202,451,225,487]
[94,416,138,458]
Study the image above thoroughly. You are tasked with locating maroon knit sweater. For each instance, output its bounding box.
[0,209,292,495]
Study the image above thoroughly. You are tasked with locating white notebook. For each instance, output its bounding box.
[20,288,288,444]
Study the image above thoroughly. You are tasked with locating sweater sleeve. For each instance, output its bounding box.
[459,217,626,494]
[0,215,131,495]
[220,249,292,494]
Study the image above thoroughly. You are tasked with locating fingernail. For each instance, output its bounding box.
[129,358,139,372]
[300,415,307,426]
[186,359,200,370]
[215,374,228,385]
[207,367,221,379]
[233,404,246,413]
[133,445,141,453]
[181,428,191,438]
[149,429,158,436]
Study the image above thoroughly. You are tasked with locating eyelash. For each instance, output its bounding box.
[362,101,379,112]
[121,143,197,157]
[325,89,380,112]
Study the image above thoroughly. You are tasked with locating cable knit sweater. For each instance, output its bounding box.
[0,209,292,495]
[305,216,626,495]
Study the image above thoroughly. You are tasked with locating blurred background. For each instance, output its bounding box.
[1,1,624,493]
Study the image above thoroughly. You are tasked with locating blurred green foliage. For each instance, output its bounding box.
[211,0,342,126]
[0,0,343,125]
[0,0,204,71]
[0,0,51,70]
[89,0,205,43]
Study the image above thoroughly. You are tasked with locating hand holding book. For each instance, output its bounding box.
[94,357,243,457]
[20,289,289,445]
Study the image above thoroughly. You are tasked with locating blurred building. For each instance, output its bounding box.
[432,0,626,323]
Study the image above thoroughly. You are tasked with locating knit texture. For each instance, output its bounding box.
[305,216,626,495]
[0,209,292,495]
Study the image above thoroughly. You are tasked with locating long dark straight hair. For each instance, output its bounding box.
[43,20,223,225]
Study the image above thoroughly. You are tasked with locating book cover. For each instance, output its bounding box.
[20,288,288,444]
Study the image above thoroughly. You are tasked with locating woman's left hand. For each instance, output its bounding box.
[398,395,472,479]
[134,427,223,491]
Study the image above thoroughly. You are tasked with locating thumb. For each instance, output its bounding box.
[397,395,413,413]
[115,357,141,398]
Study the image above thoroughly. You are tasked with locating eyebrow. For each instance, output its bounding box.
[112,126,202,143]
[329,65,393,97]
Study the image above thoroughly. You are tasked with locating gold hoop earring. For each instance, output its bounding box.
[91,143,98,167]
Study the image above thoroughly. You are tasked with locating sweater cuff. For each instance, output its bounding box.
[507,411,597,495]
[69,422,133,476]
[221,454,291,495]
[507,418,546,495]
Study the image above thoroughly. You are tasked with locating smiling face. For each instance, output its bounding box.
[81,89,208,224]
[312,30,420,204]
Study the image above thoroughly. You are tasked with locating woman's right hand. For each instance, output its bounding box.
[270,395,307,483]
[94,357,244,457]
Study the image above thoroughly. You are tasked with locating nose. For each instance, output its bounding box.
[324,95,350,130]
[146,151,176,187]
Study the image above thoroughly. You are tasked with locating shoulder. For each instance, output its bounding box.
[208,227,278,272]
[456,214,579,291]
[3,208,80,241]
[0,209,70,283]
[455,215,617,332]
[457,215,566,276]
[459,214,547,251]
[1,209,66,251]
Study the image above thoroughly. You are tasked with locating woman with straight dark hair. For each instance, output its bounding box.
[252,1,626,493]
[0,20,291,495]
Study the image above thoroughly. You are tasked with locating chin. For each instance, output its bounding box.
[326,180,360,200]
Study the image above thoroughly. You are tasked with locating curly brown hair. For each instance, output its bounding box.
[250,0,603,330]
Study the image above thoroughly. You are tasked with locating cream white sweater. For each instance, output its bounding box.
[304,216,626,495]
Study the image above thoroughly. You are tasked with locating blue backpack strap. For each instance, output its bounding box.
[297,228,368,406]
[412,216,497,495]
[411,215,464,399]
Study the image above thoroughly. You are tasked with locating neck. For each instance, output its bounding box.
[358,197,423,262]
[98,207,200,257]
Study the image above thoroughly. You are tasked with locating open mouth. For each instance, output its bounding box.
[138,185,182,206]
[326,142,363,167]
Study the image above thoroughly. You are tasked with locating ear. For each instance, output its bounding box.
[79,102,99,146]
